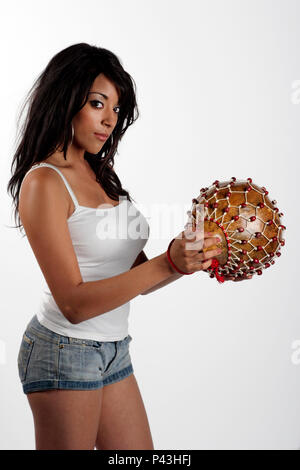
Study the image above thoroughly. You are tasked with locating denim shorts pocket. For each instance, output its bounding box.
[17,332,35,382]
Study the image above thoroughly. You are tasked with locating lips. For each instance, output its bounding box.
[94,132,108,141]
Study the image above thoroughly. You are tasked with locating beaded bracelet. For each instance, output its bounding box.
[166,238,195,275]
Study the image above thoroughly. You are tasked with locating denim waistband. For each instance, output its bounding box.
[25,314,104,347]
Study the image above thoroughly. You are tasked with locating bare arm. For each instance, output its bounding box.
[19,168,177,326]
[130,250,184,295]
[141,272,184,294]
[68,253,176,323]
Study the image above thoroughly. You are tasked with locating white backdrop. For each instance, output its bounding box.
[1,0,299,450]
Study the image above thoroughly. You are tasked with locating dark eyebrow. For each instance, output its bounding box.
[88,91,119,106]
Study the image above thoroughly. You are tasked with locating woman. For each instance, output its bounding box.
[7,43,230,450]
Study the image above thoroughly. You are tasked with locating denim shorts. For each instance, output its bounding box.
[17,315,134,394]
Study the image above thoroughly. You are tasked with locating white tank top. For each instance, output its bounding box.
[22,162,150,341]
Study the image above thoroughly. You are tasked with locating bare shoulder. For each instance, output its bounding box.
[19,166,70,220]
[18,165,83,322]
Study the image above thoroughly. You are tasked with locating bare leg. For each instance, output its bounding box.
[27,388,103,450]
[95,374,154,450]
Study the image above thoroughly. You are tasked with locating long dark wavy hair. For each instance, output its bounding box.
[7,42,139,236]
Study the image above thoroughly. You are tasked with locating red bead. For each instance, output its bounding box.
[246,186,252,192]
[272,236,278,242]
[204,202,209,207]
[213,180,219,186]
[271,260,275,265]
[233,215,239,221]
[247,178,252,183]
[258,203,265,208]
[267,220,273,225]
[279,225,286,229]
[257,246,263,251]
[254,258,259,263]
[276,252,281,257]
[242,240,247,244]
[279,212,284,217]
[242,249,247,255]
[250,216,256,221]
[226,192,231,198]
[255,232,262,238]
[238,227,244,232]
[231,177,236,181]
[200,188,205,192]
[212,202,218,208]
[265,263,270,268]
[209,273,215,278]
[274,208,279,213]
[262,187,266,191]
[272,200,277,205]
[269,252,274,257]
[280,240,285,246]
[209,218,214,222]
[224,207,230,212]
[241,203,247,208]
[257,269,262,275]
[265,191,269,195]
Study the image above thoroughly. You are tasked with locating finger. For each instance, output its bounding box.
[183,228,222,254]
[197,248,221,261]
[187,232,221,249]
[187,239,223,257]
[203,236,223,250]
[195,258,213,271]
[183,226,217,240]
[182,227,199,243]
[182,229,205,252]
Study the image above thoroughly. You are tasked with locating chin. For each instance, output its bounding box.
[85,144,103,154]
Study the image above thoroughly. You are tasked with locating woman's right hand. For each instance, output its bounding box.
[168,227,222,274]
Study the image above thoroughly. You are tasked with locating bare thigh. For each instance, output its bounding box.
[95,374,154,450]
[27,388,103,450]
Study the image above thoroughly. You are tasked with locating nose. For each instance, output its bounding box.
[101,107,117,129]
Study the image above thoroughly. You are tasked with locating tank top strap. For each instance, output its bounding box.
[26,162,79,208]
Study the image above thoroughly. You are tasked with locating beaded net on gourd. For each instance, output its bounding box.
[187,177,286,282]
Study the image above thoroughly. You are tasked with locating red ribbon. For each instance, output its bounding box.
[210,258,225,283]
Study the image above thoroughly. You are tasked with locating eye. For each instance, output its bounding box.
[90,100,120,114]
[90,100,103,109]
